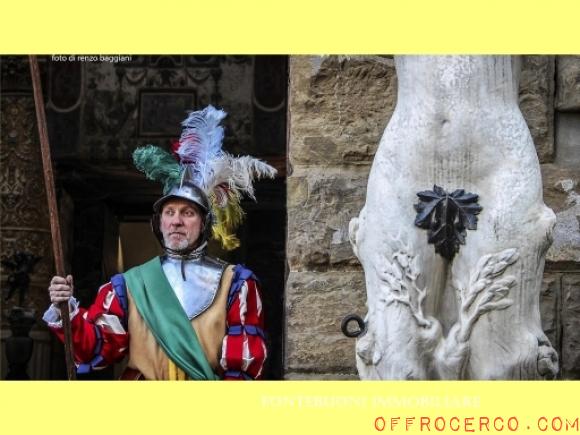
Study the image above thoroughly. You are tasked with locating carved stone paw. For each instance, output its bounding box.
[537,342,559,380]
[356,328,382,366]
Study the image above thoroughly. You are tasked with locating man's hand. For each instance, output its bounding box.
[48,275,74,304]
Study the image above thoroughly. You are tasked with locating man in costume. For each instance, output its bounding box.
[44,106,275,380]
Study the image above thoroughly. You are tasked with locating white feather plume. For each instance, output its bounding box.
[176,105,227,189]
[209,154,277,201]
[175,105,277,204]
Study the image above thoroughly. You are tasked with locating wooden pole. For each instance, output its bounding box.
[28,56,76,380]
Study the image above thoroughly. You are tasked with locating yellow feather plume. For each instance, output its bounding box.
[210,190,245,251]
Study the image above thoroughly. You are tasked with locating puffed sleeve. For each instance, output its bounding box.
[43,274,129,374]
[220,265,267,380]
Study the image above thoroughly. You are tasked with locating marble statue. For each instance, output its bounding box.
[349,56,559,380]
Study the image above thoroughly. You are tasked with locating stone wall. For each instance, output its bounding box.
[542,56,580,379]
[286,55,580,379]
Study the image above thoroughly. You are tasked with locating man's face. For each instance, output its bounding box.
[160,198,203,251]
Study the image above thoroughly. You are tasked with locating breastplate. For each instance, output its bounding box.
[161,255,227,319]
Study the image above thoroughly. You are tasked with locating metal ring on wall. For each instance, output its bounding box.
[341,314,367,338]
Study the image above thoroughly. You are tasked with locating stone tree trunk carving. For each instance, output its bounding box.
[349,56,559,380]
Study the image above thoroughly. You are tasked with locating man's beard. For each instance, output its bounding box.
[164,235,192,251]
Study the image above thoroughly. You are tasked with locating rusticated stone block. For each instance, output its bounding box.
[539,273,561,353]
[555,113,580,170]
[287,171,369,270]
[289,56,397,166]
[561,274,580,379]
[285,271,366,374]
[519,56,555,163]
[541,164,580,265]
[556,56,580,111]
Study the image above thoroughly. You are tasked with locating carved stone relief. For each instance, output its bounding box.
[1,92,53,323]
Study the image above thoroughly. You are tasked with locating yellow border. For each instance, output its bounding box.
[1,1,579,433]
[1,0,579,53]
[1,381,579,434]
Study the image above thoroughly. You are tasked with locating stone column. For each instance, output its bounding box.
[1,58,55,379]
[349,56,559,380]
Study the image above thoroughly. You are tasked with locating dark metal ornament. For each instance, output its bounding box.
[1,252,41,306]
[414,185,482,260]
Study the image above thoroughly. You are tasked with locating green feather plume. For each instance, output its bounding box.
[133,145,181,193]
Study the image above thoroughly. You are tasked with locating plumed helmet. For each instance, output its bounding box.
[133,105,277,252]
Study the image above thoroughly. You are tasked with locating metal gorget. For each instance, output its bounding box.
[161,255,227,320]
